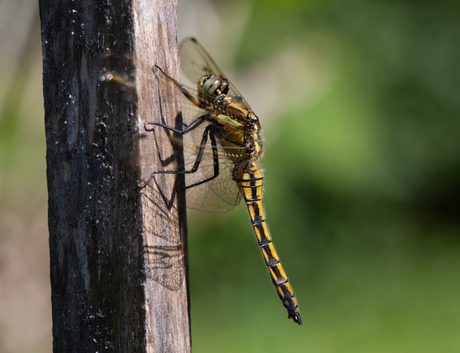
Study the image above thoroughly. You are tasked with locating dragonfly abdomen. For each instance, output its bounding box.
[236,164,302,325]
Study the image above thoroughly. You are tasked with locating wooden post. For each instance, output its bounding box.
[39,0,190,352]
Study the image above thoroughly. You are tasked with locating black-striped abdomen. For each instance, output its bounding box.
[236,164,302,325]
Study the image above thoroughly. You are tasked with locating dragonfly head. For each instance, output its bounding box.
[199,75,229,100]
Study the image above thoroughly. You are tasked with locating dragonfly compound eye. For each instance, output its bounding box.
[202,75,222,97]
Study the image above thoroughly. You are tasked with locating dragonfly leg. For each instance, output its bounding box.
[154,65,203,108]
[185,129,220,189]
[145,115,206,135]
[139,124,220,188]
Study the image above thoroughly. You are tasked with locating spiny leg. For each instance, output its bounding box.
[145,114,206,136]
[139,124,220,189]
[185,129,220,189]
[154,65,204,108]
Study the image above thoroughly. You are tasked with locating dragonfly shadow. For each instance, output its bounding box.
[140,163,187,291]
[98,52,188,292]
[143,244,185,291]
[142,90,187,291]
[142,110,186,212]
[141,171,186,291]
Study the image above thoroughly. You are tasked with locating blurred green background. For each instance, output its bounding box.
[1,0,459,352]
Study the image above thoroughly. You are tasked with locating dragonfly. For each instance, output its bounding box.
[101,38,302,325]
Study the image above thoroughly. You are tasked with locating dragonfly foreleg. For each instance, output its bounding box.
[154,65,203,108]
[145,115,206,135]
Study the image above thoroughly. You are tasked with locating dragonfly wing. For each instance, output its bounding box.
[180,37,254,112]
[180,37,224,84]
[185,165,242,213]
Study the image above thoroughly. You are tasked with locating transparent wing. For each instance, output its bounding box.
[152,127,243,213]
[180,37,253,111]
[182,133,243,213]
[180,37,224,84]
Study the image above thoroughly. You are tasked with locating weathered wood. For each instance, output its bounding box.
[39,0,190,351]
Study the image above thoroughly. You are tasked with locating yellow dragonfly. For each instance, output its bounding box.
[101,38,302,324]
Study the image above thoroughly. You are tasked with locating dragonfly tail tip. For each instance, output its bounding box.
[289,311,302,325]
